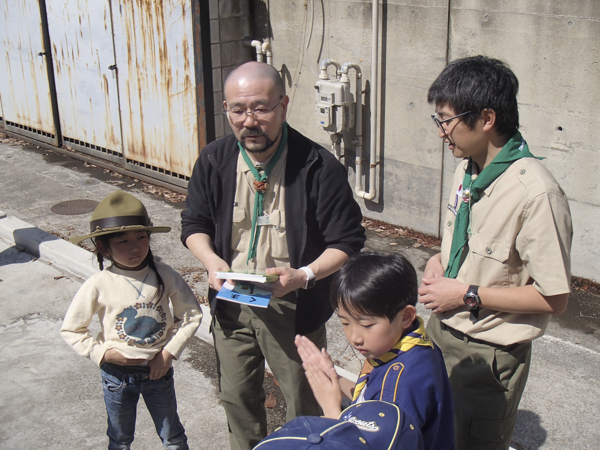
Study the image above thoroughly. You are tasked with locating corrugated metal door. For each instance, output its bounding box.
[0,0,58,145]
[46,0,123,162]
[112,0,198,181]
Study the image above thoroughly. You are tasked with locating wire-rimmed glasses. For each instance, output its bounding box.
[225,97,283,126]
[431,110,474,133]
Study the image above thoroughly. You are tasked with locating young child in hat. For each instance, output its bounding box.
[60,190,202,450]
[295,252,454,450]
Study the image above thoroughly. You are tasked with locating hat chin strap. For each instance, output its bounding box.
[89,215,150,232]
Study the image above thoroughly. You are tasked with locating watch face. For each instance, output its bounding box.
[464,294,479,308]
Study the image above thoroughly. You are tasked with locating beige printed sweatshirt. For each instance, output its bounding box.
[61,261,202,366]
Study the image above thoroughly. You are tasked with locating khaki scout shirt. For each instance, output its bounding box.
[230,146,290,272]
[439,158,572,345]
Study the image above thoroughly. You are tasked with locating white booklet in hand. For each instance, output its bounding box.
[214,270,279,283]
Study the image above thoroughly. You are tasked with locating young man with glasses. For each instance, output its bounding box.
[418,56,573,449]
[181,61,365,450]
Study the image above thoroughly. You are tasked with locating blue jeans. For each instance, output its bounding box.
[100,364,188,450]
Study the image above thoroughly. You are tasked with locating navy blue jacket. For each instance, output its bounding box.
[357,343,455,450]
[181,126,365,335]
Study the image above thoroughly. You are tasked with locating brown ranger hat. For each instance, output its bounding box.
[70,190,171,244]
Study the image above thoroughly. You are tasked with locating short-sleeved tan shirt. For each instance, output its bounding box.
[230,146,290,272]
[439,157,573,345]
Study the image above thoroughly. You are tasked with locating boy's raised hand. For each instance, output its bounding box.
[295,335,343,418]
[304,355,343,418]
[295,335,335,375]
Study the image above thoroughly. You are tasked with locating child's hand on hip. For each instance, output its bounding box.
[149,349,174,380]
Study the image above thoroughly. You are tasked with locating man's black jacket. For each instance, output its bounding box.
[181,126,365,335]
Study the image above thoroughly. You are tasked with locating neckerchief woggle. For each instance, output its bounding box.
[444,131,536,279]
[352,317,433,402]
[238,122,288,264]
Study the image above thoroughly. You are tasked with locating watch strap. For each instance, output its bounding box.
[299,266,315,289]
[466,285,479,302]
[464,285,480,323]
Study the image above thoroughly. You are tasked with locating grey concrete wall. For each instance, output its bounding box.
[245,0,599,282]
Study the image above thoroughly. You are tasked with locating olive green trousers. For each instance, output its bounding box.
[212,294,326,450]
[427,315,532,450]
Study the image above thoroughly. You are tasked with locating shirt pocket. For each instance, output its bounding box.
[231,207,249,253]
[469,233,511,263]
[467,233,511,285]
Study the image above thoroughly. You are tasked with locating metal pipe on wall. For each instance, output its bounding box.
[246,39,273,65]
[262,41,272,65]
[250,40,263,62]
[356,0,379,201]
[341,63,362,185]
[319,59,342,80]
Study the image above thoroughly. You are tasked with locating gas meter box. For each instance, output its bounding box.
[315,79,355,133]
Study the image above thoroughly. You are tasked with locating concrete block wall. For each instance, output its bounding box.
[248,0,600,282]
[208,0,253,139]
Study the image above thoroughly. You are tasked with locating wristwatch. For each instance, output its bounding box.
[299,266,316,290]
[463,285,481,322]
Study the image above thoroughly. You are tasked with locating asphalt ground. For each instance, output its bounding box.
[1,134,599,449]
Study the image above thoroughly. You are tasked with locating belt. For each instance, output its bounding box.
[440,322,521,353]
[102,362,152,380]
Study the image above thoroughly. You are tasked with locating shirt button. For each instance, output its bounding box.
[486,247,492,254]
[307,433,323,444]
[520,169,526,175]
[447,221,452,227]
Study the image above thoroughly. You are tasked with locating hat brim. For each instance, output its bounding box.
[70,225,171,244]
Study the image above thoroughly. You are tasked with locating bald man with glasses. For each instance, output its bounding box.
[181,61,365,450]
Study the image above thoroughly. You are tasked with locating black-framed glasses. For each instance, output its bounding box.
[431,110,474,132]
[224,97,283,126]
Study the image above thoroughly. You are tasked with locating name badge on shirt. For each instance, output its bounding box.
[448,182,462,216]
[257,215,271,226]
[448,181,470,216]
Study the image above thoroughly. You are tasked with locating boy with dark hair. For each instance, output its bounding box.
[419,55,573,449]
[296,252,454,450]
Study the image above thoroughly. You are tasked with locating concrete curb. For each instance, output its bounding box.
[0,212,98,280]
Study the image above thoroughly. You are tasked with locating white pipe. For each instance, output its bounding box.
[342,63,370,199]
[318,59,342,80]
[262,41,273,65]
[356,0,379,201]
[250,40,263,62]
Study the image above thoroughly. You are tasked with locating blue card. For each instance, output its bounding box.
[216,282,271,308]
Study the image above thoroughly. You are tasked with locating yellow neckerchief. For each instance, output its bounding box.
[352,316,433,402]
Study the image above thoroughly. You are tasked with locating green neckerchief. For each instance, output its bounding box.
[444,131,536,278]
[238,122,288,264]
[352,317,432,402]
